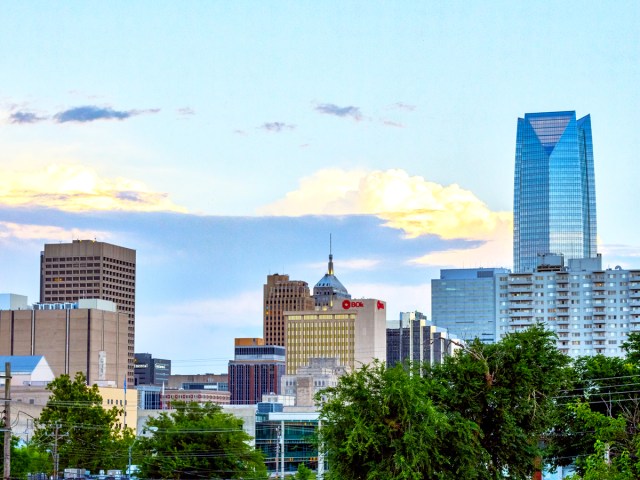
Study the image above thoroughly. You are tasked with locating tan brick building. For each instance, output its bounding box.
[0,300,129,387]
[285,298,387,375]
[39,240,136,383]
[263,274,314,347]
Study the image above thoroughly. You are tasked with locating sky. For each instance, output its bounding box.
[1,1,639,373]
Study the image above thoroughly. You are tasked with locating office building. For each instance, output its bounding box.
[40,240,136,382]
[500,255,640,358]
[228,338,286,405]
[514,111,597,272]
[432,268,510,343]
[281,357,347,407]
[161,389,230,408]
[167,373,228,391]
[263,274,315,347]
[313,251,351,308]
[0,299,129,385]
[387,312,461,369]
[386,311,428,367]
[134,353,171,386]
[285,298,387,375]
[255,411,319,475]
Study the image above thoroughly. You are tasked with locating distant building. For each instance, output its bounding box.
[99,385,138,429]
[162,389,230,408]
[255,411,319,475]
[285,298,387,375]
[0,299,128,386]
[0,293,29,310]
[39,240,136,384]
[281,357,347,407]
[228,338,286,405]
[432,268,510,343]
[134,353,171,386]
[313,250,351,308]
[387,312,461,369]
[0,355,54,386]
[166,373,228,391]
[501,255,640,357]
[513,111,597,272]
[263,274,315,347]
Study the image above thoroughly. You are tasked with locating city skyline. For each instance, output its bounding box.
[1,2,638,372]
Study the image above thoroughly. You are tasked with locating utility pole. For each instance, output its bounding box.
[316,418,324,480]
[280,420,285,479]
[52,423,61,480]
[2,362,11,480]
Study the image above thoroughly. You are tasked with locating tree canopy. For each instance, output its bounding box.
[134,401,267,480]
[318,325,572,480]
[31,372,133,474]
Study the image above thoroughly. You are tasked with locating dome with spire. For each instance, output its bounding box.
[313,249,351,308]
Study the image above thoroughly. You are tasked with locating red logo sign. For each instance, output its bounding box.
[377,300,385,310]
[342,300,364,309]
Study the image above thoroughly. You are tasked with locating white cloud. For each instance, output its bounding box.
[0,163,187,213]
[258,168,512,241]
[0,221,109,243]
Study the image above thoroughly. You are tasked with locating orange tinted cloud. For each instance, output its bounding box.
[259,168,512,240]
[0,221,107,242]
[0,164,187,213]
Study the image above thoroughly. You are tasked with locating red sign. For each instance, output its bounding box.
[377,300,385,310]
[342,300,364,309]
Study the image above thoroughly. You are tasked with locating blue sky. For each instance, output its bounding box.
[1,2,639,373]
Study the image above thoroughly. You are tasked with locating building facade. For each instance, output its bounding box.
[263,274,315,347]
[39,240,136,382]
[432,268,509,343]
[167,373,228,391]
[513,111,597,272]
[0,300,129,386]
[499,255,640,358]
[134,353,171,386]
[255,412,319,476]
[285,298,387,375]
[281,357,347,407]
[387,312,460,369]
[228,338,286,405]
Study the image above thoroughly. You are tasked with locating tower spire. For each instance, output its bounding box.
[328,234,334,275]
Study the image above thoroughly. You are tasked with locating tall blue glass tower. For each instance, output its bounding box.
[513,111,597,272]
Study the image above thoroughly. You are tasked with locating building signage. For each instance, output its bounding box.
[377,300,385,310]
[342,300,364,309]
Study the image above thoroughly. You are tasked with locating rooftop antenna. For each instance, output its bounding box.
[328,233,334,275]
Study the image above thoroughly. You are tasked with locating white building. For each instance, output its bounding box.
[498,254,640,357]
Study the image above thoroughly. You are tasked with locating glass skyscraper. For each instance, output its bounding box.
[513,111,597,272]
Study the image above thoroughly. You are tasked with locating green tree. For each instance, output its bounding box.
[318,325,571,480]
[621,331,640,365]
[552,353,640,472]
[9,437,51,480]
[563,402,640,480]
[31,372,132,474]
[428,325,572,479]
[294,463,315,479]
[318,360,485,480]
[134,401,267,480]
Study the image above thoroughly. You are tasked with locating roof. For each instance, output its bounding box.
[314,253,349,295]
[314,273,349,294]
[0,355,45,374]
